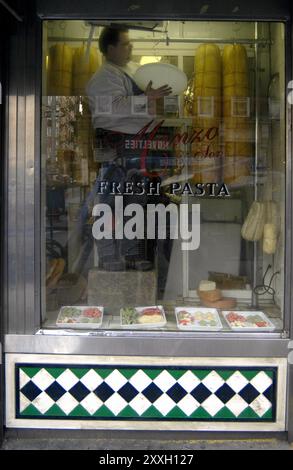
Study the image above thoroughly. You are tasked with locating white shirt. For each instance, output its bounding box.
[86,61,156,134]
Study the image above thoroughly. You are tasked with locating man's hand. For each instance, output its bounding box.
[145,80,172,99]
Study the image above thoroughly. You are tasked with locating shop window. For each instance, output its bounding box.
[41,20,286,335]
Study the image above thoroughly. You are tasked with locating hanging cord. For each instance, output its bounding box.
[253,264,280,302]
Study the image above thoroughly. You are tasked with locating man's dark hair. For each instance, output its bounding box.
[98,26,129,55]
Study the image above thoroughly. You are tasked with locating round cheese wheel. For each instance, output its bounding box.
[198,289,222,302]
[133,63,187,95]
[198,280,216,292]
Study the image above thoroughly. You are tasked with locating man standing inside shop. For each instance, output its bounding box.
[86,26,172,140]
[86,26,172,271]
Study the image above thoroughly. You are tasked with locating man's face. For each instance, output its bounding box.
[108,31,133,66]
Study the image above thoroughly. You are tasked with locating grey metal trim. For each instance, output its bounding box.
[4,7,42,335]
[4,334,290,357]
[284,21,293,338]
[288,361,293,442]
[36,0,291,21]
[285,11,293,442]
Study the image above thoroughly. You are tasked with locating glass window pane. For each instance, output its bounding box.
[42,20,286,334]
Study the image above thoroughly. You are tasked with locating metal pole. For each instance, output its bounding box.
[48,36,272,46]
[252,22,260,308]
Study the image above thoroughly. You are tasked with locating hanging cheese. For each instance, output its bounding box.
[222,44,252,184]
[241,201,265,241]
[72,45,101,96]
[262,200,279,254]
[264,200,279,229]
[47,44,73,96]
[263,223,277,254]
[191,44,222,183]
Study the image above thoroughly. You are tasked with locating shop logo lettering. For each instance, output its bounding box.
[92,197,200,251]
[135,120,220,178]
[105,119,222,178]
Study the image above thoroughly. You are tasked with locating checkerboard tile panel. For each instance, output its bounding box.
[16,365,277,421]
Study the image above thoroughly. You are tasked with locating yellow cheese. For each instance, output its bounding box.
[72,45,101,95]
[263,223,277,254]
[192,44,222,183]
[222,44,251,184]
[198,280,216,292]
[241,201,265,241]
[222,44,248,74]
[47,44,73,96]
[195,44,222,73]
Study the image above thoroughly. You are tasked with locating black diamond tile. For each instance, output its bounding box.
[142,383,163,403]
[118,383,138,402]
[21,381,42,401]
[239,384,260,404]
[69,382,90,402]
[166,383,187,403]
[215,384,236,404]
[263,385,274,402]
[45,381,66,401]
[190,383,212,403]
[94,382,115,401]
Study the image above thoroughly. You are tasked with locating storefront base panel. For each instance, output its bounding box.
[5,354,287,432]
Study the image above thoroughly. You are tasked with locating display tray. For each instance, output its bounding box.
[222,310,275,332]
[56,306,104,329]
[175,307,223,331]
[120,306,167,328]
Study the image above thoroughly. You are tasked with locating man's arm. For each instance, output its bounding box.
[88,68,172,117]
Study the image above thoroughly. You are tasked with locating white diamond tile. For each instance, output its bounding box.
[104,392,128,416]
[129,393,152,416]
[226,371,249,393]
[153,371,177,393]
[56,392,79,415]
[129,370,153,392]
[19,370,31,389]
[250,395,272,417]
[201,394,224,417]
[250,372,273,394]
[177,394,200,417]
[56,369,79,391]
[80,392,103,415]
[32,392,55,415]
[19,392,32,413]
[226,394,248,417]
[153,393,176,416]
[202,371,225,393]
[177,371,201,393]
[104,370,128,392]
[80,370,103,391]
[31,369,55,391]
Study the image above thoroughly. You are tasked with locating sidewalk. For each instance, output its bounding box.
[1,436,293,450]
